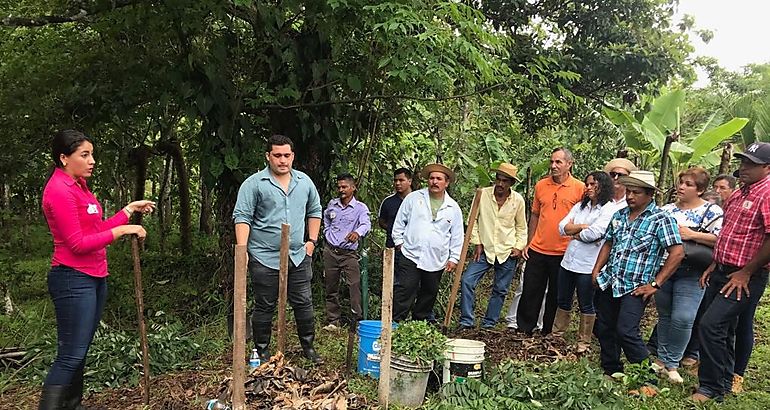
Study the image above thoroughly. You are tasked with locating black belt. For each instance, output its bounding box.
[326,245,356,254]
[716,263,769,275]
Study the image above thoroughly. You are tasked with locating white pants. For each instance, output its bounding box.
[506,263,546,330]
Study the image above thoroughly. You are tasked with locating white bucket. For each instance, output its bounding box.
[442,338,485,384]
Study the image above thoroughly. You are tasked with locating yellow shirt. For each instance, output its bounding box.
[469,186,528,263]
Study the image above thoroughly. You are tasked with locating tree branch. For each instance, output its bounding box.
[242,83,505,113]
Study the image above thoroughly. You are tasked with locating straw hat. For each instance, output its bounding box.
[618,170,660,191]
[421,163,455,182]
[603,158,638,174]
[491,163,520,182]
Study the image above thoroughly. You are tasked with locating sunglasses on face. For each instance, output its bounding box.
[609,171,628,179]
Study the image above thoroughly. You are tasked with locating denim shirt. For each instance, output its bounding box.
[233,168,322,269]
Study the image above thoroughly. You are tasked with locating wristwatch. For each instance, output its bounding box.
[650,280,660,289]
[308,238,318,246]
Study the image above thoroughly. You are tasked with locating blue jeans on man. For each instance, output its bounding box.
[697,265,769,400]
[655,265,705,369]
[459,254,517,328]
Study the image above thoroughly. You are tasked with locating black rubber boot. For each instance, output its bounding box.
[252,321,273,361]
[296,319,323,365]
[60,367,84,410]
[38,385,68,410]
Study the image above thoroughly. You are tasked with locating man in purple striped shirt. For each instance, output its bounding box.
[323,173,372,330]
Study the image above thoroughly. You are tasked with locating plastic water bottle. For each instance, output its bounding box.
[205,398,231,409]
[249,348,261,370]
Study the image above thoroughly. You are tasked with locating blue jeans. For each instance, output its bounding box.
[556,267,594,314]
[594,288,650,375]
[654,270,705,369]
[459,254,516,328]
[734,281,765,375]
[697,265,769,400]
[44,266,107,386]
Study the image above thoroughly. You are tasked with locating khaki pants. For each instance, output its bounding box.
[323,246,362,324]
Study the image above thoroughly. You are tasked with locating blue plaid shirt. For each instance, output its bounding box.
[596,201,682,297]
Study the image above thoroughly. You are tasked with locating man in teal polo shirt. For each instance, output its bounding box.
[233,134,323,364]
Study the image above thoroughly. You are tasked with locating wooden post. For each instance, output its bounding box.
[277,223,290,354]
[378,248,395,407]
[131,236,151,405]
[443,188,483,330]
[232,244,248,410]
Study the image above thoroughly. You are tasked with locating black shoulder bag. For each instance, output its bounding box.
[682,203,722,270]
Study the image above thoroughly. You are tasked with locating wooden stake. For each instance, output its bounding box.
[443,188,483,330]
[231,244,248,410]
[277,223,290,354]
[378,248,395,407]
[131,236,150,405]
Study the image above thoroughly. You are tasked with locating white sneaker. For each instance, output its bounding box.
[323,324,338,331]
[667,369,684,384]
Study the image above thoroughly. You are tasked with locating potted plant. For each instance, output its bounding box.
[388,321,448,408]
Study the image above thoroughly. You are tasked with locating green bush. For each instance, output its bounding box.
[391,321,448,366]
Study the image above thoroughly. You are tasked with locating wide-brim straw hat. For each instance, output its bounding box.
[618,170,660,191]
[421,163,455,182]
[603,158,638,174]
[491,163,521,182]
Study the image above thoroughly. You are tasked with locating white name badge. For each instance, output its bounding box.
[87,204,98,214]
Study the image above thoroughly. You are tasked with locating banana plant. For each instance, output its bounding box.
[604,89,749,190]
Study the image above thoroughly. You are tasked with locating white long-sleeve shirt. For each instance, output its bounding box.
[558,200,622,274]
[392,188,464,272]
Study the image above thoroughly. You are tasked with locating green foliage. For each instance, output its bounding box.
[430,359,626,410]
[20,315,219,391]
[391,321,448,366]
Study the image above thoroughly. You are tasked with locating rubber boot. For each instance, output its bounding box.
[252,321,273,361]
[549,308,571,339]
[63,367,84,410]
[296,319,323,365]
[38,385,68,410]
[577,313,596,353]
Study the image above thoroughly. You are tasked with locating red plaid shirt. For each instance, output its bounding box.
[714,175,770,269]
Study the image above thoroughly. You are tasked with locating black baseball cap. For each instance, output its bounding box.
[734,142,770,165]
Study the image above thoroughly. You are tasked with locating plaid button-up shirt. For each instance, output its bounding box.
[714,175,770,269]
[596,201,682,297]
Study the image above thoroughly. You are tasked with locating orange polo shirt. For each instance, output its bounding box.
[529,175,585,255]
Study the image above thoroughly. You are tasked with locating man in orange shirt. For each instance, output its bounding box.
[517,148,585,334]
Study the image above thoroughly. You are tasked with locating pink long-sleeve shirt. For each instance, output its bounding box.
[42,167,128,278]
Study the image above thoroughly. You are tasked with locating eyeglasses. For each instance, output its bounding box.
[609,171,628,179]
[552,192,558,210]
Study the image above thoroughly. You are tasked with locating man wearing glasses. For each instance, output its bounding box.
[604,158,637,207]
[458,163,528,330]
[516,148,585,334]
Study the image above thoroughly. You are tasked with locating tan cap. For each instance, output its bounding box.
[491,163,520,182]
[604,158,638,174]
[618,170,660,191]
[421,163,455,182]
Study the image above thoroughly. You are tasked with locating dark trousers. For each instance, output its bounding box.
[393,255,443,321]
[44,266,107,386]
[323,246,362,324]
[556,267,595,314]
[594,287,650,375]
[734,282,765,375]
[517,250,562,333]
[697,265,769,399]
[250,256,315,329]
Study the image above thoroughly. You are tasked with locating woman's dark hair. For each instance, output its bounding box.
[678,166,710,194]
[581,171,614,209]
[52,129,92,168]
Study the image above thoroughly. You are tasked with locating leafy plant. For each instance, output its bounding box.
[391,321,448,366]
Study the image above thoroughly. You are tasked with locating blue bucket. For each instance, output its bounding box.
[357,320,396,378]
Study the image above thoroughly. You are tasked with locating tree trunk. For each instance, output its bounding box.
[165,141,192,254]
[157,154,173,252]
[199,174,213,235]
[719,142,733,175]
[657,132,678,201]
[129,146,151,225]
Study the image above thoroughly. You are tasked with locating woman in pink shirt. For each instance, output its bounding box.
[39,130,154,410]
